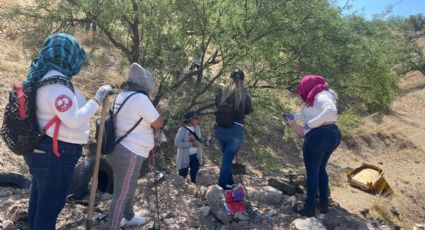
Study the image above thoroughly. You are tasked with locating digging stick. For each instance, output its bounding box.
[86,95,110,230]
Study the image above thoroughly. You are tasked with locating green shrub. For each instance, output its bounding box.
[338,111,360,137]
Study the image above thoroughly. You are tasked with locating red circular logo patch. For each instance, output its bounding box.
[55,95,73,112]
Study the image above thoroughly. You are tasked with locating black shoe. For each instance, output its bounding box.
[320,203,329,214]
[293,205,315,217]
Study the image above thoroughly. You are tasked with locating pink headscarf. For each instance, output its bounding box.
[296,75,329,107]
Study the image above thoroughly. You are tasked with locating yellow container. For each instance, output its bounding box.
[347,163,393,196]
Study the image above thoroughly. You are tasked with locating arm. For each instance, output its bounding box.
[48,85,99,129]
[151,116,164,130]
[306,93,337,128]
[135,94,162,128]
[174,128,192,148]
[293,113,304,120]
[288,120,304,138]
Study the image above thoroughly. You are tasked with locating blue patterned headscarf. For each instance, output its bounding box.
[24,33,88,87]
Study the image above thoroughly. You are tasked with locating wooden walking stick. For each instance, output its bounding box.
[86,95,110,230]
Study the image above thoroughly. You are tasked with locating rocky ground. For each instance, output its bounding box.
[0,163,388,230]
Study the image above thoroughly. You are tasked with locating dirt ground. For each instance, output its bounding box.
[1,18,425,230]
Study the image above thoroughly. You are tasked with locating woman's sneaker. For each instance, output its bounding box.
[120,215,146,227]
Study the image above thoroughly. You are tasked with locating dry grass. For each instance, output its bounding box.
[370,198,403,228]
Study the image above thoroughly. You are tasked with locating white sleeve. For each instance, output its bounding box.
[47,85,99,129]
[307,93,337,128]
[293,112,304,120]
[135,94,160,124]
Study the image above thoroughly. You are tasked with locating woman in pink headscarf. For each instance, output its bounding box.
[283,75,341,217]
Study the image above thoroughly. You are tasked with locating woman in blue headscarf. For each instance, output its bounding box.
[23,33,112,230]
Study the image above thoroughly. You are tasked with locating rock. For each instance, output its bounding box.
[190,199,203,208]
[200,206,211,217]
[268,178,297,195]
[234,212,250,221]
[185,184,197,195]
[360,208,370,218]
[205,185,233,224]
[174,176,186,186]
[230,220,250,229]
[378,225,393,230]
[198,186,208,198]
[289,217,326,230]
[196,166,219,186]
[263,209,278,218]
[390,206,400,217]
[366,222,379,230]
[289,174,306,187]
[414,223,425,230]
[286,195,298,208]
[2,220,14,230]
[248,186,283,205]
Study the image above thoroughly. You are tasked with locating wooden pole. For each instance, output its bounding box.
[85,96,110,230]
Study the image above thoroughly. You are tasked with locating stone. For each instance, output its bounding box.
[248,186,283,205]
[289,217,326,230]
[205,185,233,224]
[263,209,278,218]
[286,195,298,208]
[196,166,219,186]
[414,224,425,230]
[366,222,378,230]
[2,220,14,230]
[200,206,211,217]
[174,176,186,186]
[234,212,250,221]
[378,225,393,230]
[230,220,250,230]
[268,178,297,195]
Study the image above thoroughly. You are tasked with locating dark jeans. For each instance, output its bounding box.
[178,154,200,183]
[303,124,341,210]
[215,124,244,189]
[24,135,82,230]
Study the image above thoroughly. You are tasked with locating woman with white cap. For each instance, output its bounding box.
[106,63,164,229]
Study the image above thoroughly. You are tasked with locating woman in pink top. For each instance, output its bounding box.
[284,75,341,217]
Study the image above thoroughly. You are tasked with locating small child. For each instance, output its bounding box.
[174,111,209,183]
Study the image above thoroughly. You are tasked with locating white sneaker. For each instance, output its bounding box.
[120,214,146,227]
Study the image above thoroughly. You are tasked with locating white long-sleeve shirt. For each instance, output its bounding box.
[294,90,338,133]
[36,70,99,144]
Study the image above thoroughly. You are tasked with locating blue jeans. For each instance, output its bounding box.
[178,154,200,183]
[24,136,82,230]
[303,124,341,210]
[215,124,244,189]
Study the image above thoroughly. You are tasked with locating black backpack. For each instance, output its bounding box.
[96,92,145,155]
[1,76,74,155]
[215,100,236,128]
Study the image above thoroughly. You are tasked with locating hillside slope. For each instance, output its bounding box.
[328,39,425,228]
[0,31,424,229]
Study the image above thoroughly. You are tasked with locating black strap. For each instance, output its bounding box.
[115,116,143,145]
[182,126,201,142]
[113,92,137,116]
[37,75,75,93]
[113,91,147,145]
